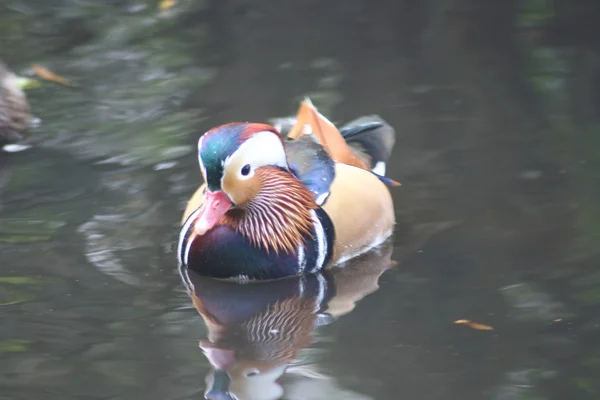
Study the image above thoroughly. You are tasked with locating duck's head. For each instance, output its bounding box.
[201,343,286,400]
[194,122,291,235]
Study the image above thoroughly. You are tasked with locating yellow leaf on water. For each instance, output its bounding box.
[159,0,176,10]
[0,276,41,284]
[31,64,74,86]
[454,319,494,331]
[0,339,31,353]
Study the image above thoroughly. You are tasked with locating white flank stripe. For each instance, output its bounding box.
[297,245,306,273]
[310,210,327,272]
[177,207,202,265]
[177,263,194,294]
[298,278,305,297]
[314,273,327,312]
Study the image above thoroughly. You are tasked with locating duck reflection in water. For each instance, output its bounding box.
[179,240,395,400]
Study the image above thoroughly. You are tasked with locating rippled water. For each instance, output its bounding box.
[1,1,600,399]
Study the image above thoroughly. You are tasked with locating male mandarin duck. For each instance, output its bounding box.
[0,61,30,147]
[178,98,399,280]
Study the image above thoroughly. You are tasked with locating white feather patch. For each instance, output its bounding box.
[297,245,307,273]
[310,210,327,272]
[177,207,203,265]
[314,272,327,312]
[315,192,329,206]
[373,161,386,176]
[223,130,288,180]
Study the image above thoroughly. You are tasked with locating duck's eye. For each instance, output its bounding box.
[241,164,251,176]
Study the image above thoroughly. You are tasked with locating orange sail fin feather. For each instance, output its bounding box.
[287,98,400,186]
[288,98,369,170]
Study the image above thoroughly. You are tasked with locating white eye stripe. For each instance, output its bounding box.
[197,136,207,178]
[224,131,288,175]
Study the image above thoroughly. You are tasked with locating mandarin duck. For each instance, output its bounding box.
[178,99,399,280]
[179,241,394,400]
[0,61,30,147]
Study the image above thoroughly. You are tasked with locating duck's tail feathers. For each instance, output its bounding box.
[339,116,395,177]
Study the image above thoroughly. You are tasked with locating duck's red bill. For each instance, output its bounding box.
[200,341,237,369]
[194,190,232,235]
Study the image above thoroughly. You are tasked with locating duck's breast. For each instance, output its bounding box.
[182,222,300,279]
[179,204,335,279]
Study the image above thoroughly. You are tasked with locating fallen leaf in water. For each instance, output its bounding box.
[32,64,74,86]
[0,339,32,353]
[159,0,176,10]
[0,277,41,284]
[0,276,57,285]
[454,319,494,331]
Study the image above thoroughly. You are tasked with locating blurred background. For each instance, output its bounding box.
[1,0,600,399]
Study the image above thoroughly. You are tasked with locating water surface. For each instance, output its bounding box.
[1,1,600,399]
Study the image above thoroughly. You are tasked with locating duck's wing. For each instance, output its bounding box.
[285,135,336,206]
[283,98,400,186]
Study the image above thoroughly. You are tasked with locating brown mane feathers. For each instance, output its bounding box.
[223,167,316,255]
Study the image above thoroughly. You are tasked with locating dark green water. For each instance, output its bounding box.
[1,1,600,399]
